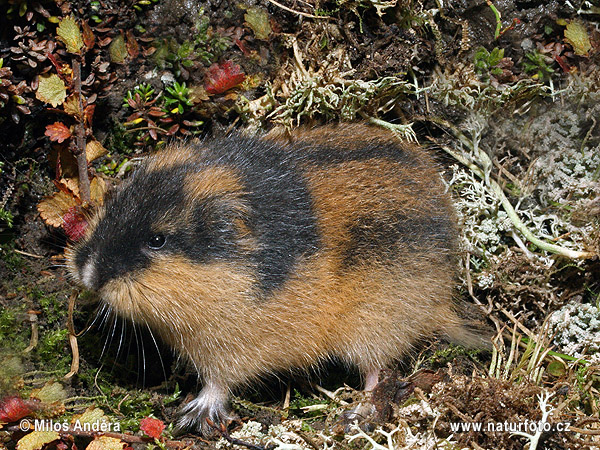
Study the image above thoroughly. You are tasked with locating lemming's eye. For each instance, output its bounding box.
[148,234,166,250]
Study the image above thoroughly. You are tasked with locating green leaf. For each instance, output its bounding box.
[564,20,591,56]
[244,7,272,41]
[57,16,83,54]
[547,360,566,377]
[109,34,127,63]
[36,74,67,107]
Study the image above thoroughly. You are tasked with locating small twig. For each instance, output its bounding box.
[295,430,320,450]
[568,426,600,435]
[7,425,191,448]
[65,291,80,378]
[496,303,535,340]
[13,249,44,258]
[313,384,348,405]
[65,333,79,379]
[24,311,40,352]
[72,57,90,204]
[283,382,291,410]
[265,0,333,20]
[123,125,169,134]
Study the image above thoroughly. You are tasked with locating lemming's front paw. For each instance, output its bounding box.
[174,383,232,436]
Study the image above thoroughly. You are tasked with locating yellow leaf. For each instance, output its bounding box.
[16,431,59,450]
[85,436,125,450]
[36,74,67,107]
[57,16,83,54]
[564,20,591,56]
[31,381,67,404]
[59,178,80,197]
[86,139,107,162]
[109,34,127,64]
[37,190,78,228]
[72,407,109,427]
[90,176,107,205]
[63,95,81,116]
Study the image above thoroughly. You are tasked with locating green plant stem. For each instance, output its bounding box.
[368,117,417,142]
[419,116,596,260]
[487,1,502,39]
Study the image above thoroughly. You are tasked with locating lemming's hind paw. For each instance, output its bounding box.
[174,383,232,436]
[340,401,376,432]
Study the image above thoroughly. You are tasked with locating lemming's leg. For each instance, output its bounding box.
[175,381,231,435]
[364,367,380,392]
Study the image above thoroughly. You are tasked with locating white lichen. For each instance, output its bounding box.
[215,420,311,450]
[448,164,513,259]
[510,391,554,450]
[549,301,600,362]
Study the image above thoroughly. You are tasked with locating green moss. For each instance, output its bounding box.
[0,305,28,351]
[0,243,27,271]
[104,120,137,157]
[427,344,488,369]
[152,9,230,76]
[37,328,70,370]
[0,352,24,391]
[36,291,67,325]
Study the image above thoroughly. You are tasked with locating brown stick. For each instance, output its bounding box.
[72,57,90,204]
[7,425,192,448]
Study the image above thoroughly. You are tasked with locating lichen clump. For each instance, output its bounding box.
[549,301,600,363]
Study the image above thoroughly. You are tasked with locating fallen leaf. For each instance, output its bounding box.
[81,20,95,49]
[62,206,88,241]
[126,30,139,58]
[63,95,81,116]
[16,431,59,450]
[109,34,127,63]
[139,416,165,439]
[244,7,272,40]
[0,396,34,423]
[86,139,107,162]
[564,20,591,56]
[57,16,84,54]
[205,61,245,94]
[84,104,95,127]
[31,381,67,404]
[73,407,110,427]
[45,122,72,143]
[57,178,80,197]
[85,437,125,450]
[37,190,78,228]
[36,74,67,107]
[90,176,107,205]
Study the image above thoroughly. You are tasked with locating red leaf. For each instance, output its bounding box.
[126,30,139,59]
[84,104,96,127]
[0,396,35,422]
[45,122,72,143]
[235,38,251,56]
[82,20,95,49]
[139,416,165,439]
[62,206,88,242]
[204,61,245,94]
[148,107,166,117]
[166,124,179,135]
